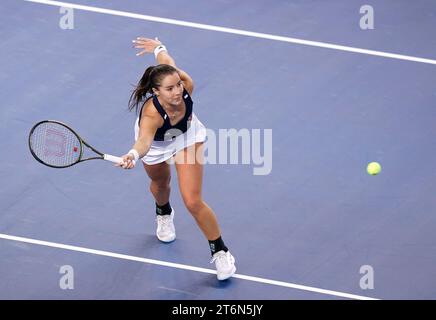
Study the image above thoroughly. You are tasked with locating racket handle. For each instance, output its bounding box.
[103,154,136,165]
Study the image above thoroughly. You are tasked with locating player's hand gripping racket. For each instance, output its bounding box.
[28,120,133,168]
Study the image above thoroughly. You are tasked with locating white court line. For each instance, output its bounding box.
[0,233,378,300]
[24,0,436,65]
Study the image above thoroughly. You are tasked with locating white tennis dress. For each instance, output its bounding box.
[134,89,207,165]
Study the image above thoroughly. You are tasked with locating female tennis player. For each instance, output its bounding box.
[118,37,236,280]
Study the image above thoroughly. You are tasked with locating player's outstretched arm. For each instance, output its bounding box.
[117,112,161,170]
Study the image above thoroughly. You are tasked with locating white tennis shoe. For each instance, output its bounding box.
[156,210,176,242]
[210,250,236,280]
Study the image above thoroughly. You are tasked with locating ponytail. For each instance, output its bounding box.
[128,64,179,113]
[128,66,155,113]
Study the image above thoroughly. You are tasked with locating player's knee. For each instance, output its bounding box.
[184,196,203,215]
[150,179,170,193]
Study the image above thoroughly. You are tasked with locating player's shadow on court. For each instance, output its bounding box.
[201,275,235,289]
[139,234,235,288]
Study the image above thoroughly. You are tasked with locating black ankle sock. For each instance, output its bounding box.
[208,236,228,256]
[156,202,172,216]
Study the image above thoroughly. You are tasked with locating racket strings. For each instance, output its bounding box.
[30,122,81,167]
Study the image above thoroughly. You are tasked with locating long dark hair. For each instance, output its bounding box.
[128,64,178,113]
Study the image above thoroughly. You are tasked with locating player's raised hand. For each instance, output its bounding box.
[132,37,162,56]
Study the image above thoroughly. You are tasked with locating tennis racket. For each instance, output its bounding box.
[28,120,132,168]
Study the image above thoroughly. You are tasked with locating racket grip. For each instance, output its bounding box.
[103,154,136,165]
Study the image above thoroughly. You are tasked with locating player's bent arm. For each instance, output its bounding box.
[132,37,194,95]
[156,50,176,68]
[132,113,161,158]
[156,51,194,95]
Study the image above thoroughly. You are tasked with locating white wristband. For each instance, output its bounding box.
[154,45,167,59]
[128,149,140,162]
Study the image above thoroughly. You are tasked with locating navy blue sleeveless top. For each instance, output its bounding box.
[139,88,193,141]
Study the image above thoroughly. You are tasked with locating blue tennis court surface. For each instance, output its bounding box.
[1,0,436,300]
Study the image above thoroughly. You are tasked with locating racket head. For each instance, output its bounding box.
[28,120,83,168]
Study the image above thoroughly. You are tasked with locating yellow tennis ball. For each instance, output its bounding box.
[367,162,381,175]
